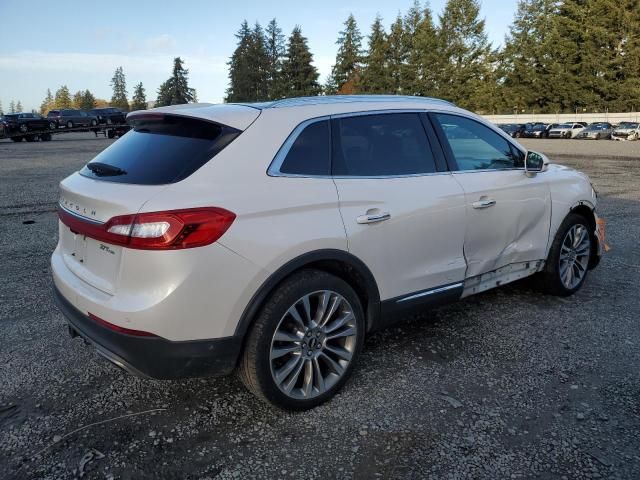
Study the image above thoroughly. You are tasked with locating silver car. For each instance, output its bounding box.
[575,123,613,140]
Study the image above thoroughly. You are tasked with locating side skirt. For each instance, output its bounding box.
[461,260,544,298]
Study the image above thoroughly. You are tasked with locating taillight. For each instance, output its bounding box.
[58,207,235,250]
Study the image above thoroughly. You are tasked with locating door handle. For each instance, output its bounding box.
[357,212,391,224]
[472,199,496,209]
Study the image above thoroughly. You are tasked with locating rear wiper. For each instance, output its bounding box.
[86,162,127,176]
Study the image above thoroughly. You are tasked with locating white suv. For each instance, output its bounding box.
[52,96,603,409]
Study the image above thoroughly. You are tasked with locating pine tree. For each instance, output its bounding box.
[247,23,270,101]
[15,101,23,113]
[408,3,440,96]
[110,66,129,111]
[40,89,54,115]
[80,90,96,110]
[437,0,493,110]
[387,15,407,94]
[155,57,196,106]
[131,82,147,110]
[327,14,364,94]
[54,86,72,109]
[281,26,321,97]
[266,19,286,99]
[73,91,84,109]
[226,21,256,102]
[360,15,392,93]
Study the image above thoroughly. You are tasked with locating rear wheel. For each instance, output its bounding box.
[538,213,592,296]
[239,269,364,410]
[90,119,97,127]
[66,120,73,129]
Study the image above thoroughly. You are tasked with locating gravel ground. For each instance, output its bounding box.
[1,133,639,479]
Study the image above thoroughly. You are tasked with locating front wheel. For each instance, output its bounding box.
[239,269,364,410]
[66,120,73,129]
[538,213,592,296]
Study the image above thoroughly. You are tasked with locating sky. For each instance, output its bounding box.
[0,0,518,112]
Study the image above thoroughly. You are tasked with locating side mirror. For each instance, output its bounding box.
[525,151,548,176]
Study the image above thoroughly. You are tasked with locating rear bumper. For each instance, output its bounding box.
[53,284,242,379]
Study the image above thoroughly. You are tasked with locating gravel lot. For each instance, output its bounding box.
[1,133,639,479]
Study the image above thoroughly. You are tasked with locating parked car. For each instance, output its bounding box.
[575,123,613,140]
[522,123,548,138]
[611,121,640,141]
[3,112,56,142]
[89,107,127,126]
[52,96,603,410]
[498,123,527,138]
[47,109,98,128]
[548,123,586,139]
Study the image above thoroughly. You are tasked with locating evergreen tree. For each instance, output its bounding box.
[15,101,23,113]
[80,90,96,110]
[247,23,270,101]
[326,14,364,94]
[226,21,256,102]
[40,89,54,115]
[131,82,147,110]
[73,91,84,109]
[360,15,392,93]
[9,100,15,114]
[54,85,72,109]
[266,18,286,99]
[387,15,407,94]
[408,2,440,96]
[281,26,321,97]
[437,0,493,110]
[0,100,3,115]
[110,66,129,111]
[156,57,196,106]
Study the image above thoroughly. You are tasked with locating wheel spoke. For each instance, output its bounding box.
[318,294,341,328]
[270,344,300,361]
[301,295,313,327]
[324,344,353,362]
[324,312,354,333]
[302,360,313,397]
[320,351,345,376]
[326,325,357,341]
[282,356,306,393]
[286,306,306,331]
[273,330,302,343]
[275,354,302,384]
[313,358,325,393]
[314,291,330,325]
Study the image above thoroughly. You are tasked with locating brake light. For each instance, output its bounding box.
[88,313,158,337]
[58,207,235,250]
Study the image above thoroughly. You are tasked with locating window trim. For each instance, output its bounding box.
[268,109,447,179]
[428,112,528,174]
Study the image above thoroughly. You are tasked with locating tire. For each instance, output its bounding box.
[49,122,56,130]
[537,213,592,296]
[595,133,601,140]
[90,119,97,127]
[19,124,28,133]
[239,269,365,410]
[11,136,23,142]
[66,121,73,129]
[107,129,116,139]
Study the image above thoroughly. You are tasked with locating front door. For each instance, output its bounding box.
[430,113,551,278]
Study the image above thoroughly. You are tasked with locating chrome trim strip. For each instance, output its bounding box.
[396,282,464,303]
[58,203,105,225]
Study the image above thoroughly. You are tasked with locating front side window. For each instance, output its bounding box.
[278,120,330,176]
[434,114,523,171]
[332,113,436,176]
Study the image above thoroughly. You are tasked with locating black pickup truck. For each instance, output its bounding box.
[89,107,127,125]
[3,113,56,142]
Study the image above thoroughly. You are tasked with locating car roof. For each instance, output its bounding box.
[145,95,460,131]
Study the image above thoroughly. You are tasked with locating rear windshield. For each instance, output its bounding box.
[79,114,241,185]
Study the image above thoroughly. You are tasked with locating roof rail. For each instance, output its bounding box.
[232,95,455,110]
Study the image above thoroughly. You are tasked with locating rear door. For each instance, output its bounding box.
[430,113,551,279]
[332,112,467,303]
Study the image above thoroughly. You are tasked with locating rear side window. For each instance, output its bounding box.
[79,114,241,185]
[434,114,524,171]
[332,113,436,176]
[279,120,330,175]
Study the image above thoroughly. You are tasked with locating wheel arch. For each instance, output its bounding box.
[234,249,381,340]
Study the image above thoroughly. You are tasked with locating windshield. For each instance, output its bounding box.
[618,122,639,129]
[558,124,572,128]
[79,114,241,185]
[586,124,607,131]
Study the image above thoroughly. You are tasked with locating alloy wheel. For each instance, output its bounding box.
[559,224,590,289]
[269,290,358,400]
